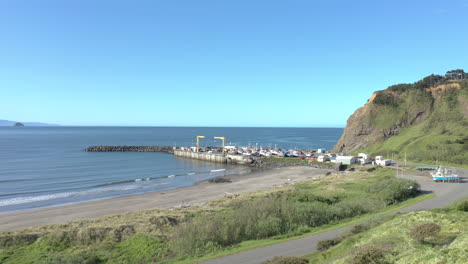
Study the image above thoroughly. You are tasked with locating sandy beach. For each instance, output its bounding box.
[0,166,328,232]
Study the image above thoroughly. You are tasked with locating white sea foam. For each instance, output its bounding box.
[210,169,226,172]
[0,192,79,207]
[168,175,175,178]
[187,172,196,175]
[0,182,168,207]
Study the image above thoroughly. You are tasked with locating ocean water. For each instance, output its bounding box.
[0,127,343,213]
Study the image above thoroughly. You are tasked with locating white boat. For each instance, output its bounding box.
[431,167,459,182]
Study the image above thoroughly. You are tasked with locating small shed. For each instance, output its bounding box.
[336,156,357,165]
[375,156,392,166]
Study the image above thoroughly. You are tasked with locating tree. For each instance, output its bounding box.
[413,74,446,90]
[445,69,466,80]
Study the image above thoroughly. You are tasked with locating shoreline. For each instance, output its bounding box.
[0,166,329,232]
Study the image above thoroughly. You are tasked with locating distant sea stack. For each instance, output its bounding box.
[13,122,24,127]
[333,70,467,165]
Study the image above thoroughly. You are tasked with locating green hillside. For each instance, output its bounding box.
[334,70,468,167]
[360,79,468,166]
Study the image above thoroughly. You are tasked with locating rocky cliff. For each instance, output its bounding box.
[333,72,468,165]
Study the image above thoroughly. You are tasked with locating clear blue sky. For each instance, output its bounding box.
[1,0,467,127]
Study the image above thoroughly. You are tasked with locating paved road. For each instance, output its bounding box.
[203,166,468,264]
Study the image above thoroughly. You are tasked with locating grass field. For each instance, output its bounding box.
[305,199,468,264]
[0,168,430,264]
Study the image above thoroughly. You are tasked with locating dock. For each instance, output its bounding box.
[173,150,251,164]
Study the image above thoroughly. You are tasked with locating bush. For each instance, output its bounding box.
[36,252,100,264]
[348,244,388,264]
[349,224,367,234]
[170,174,420,257]
[413,74,446,90]
[368,179,420,205]
[317,237,343,251]
[262,256,309,264]
[409,222,441,243]
[373,92,400,106]
[456,200,468,212]
[111,234,170,263]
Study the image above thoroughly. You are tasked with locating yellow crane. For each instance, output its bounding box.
[196,136,205,152]
[214,136,226,154]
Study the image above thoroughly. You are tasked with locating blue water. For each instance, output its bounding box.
[0,127,343,213]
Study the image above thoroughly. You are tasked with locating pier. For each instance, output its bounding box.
[84,145,251,165]
[173,150,251,165]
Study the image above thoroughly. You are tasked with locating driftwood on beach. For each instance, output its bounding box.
[84,145,174,153]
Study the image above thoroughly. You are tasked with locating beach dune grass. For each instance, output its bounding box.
[0,167,425,264]
[305,199,468,264]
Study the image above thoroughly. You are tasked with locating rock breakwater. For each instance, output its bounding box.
[84,146,174,154]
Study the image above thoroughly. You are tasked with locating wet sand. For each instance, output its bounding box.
[0,166,328,231]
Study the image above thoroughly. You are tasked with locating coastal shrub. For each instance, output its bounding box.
[149,215,179,227]
[373,92,401,107]
[262,256,309,264]
[253,216,283,239]
[409,222,441,243]
[368,179,420,205]
[317,237,343,251]
[169,172,418,257]
[36,252,100,264]
[111,234,170,263]
[456,200,468,212]
[388,83,412,92]
[170,196,383,256]
[289,191,341,204]
[0,233,39,248]
[348,244,388,264]
[110,225,135,242]
[76,227,113,244]
[413,74,446,90]
[349,224,366,234]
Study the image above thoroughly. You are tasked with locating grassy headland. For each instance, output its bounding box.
[359,80,468,167]
[334,71,468,167]
[0,167,427,264]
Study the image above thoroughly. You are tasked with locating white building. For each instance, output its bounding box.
[317,148,326,153]
[358,153,371,165]
[336,156,357,165]
[375,156,392,166]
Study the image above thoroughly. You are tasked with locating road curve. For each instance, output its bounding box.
[203,167,468,264]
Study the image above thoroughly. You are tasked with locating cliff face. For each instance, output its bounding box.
[333,77,468,157]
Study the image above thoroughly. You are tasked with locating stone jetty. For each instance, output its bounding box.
[84,146,174,153]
